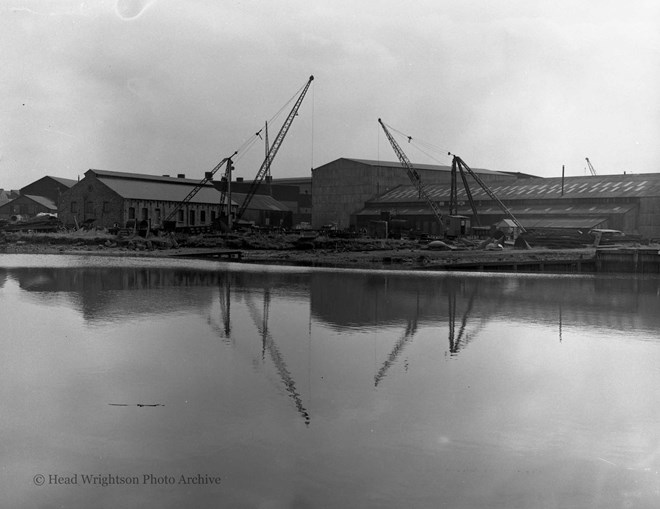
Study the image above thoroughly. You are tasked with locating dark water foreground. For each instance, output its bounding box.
[2,254,660,508]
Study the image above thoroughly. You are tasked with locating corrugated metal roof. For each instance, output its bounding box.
[96,174,222,204]
[0,194,57,212]
[24,195,57,210]
[372,173,660,202]
[90,169,206,184]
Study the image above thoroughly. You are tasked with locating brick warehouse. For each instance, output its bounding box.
[58,169,227,229]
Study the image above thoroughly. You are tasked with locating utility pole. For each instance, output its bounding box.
[264,121,272,196]
[226,159,233,230]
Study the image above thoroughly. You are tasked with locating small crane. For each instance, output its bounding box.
[586,157,597,176]
[450,154,526,233]
[161,152,237,226]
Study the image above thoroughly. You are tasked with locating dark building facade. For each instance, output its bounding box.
[20,176,77,207]
[226,176,311,226]
[0,194,57,220]
[355,173,660,239]
[312,158,530,230]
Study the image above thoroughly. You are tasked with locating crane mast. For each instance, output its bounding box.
[378,119,446,234]
[452,155,526,232]
[234,75,314,224]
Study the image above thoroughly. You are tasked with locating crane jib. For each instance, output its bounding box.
[378,118,446,234]
[234,75,314,224]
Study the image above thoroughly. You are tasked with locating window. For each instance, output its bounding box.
[71,201,78,213]
[85,201,94,215]
[200,210,206,223]
[211,211,216,222]
[189,210,196,226]
[177,210,184,223]
[141,207,148,221]
[154,208,161,223]
[128,207,136,220]
[102,201,110,213]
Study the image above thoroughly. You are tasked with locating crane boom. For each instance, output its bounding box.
[234,75,314,224]
[162,152,236,225]
[585,157,596,176]
[378,119,446,234]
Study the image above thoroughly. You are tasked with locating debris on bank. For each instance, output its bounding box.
[0,227,654,273]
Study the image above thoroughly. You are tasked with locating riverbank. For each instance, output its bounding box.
[0,229,603,272]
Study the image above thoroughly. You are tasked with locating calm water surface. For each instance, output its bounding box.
[2,254,660,508]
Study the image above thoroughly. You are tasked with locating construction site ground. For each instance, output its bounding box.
[0,230,605,272]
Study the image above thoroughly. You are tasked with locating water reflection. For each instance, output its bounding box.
[448,287,480,355]
[4,257,660,508]
[7,263,660,342]
[374,317,417,387]
[244,287,311,425]
[8,262,660,424]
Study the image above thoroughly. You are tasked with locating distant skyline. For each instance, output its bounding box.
[1,0,659,189]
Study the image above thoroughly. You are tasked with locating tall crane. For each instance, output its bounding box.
[378,119,446,235]
[586,157,597,176]
[234,75,314,224]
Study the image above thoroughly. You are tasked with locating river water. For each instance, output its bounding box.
[2,254,660,508]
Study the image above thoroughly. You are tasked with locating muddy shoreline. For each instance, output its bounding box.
[0,231,600,272]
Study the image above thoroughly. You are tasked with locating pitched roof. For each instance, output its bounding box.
[24,195,57,210]
[0,194,57,211]
[88,169,222,204]
[48,176,78,187]
[90,169,206,185]
[20,176,78,192]
[371,173,660,203]
[230,192,291,212]
[339,158,507,176]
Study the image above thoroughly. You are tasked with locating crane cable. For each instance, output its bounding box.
[380,122,452,166]
[231,79,310,171]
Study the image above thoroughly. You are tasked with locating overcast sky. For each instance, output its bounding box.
[1,0,659,190]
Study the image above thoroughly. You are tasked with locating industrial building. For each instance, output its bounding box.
[355,172,660,239]
[221,176,311,227]
[311,158,533,229]
[58,169,293,230]
[58,169,229,229]
[0,194,58,220]
[0,176,76,220]
[20,176,77,206]
[222,190,293,229]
